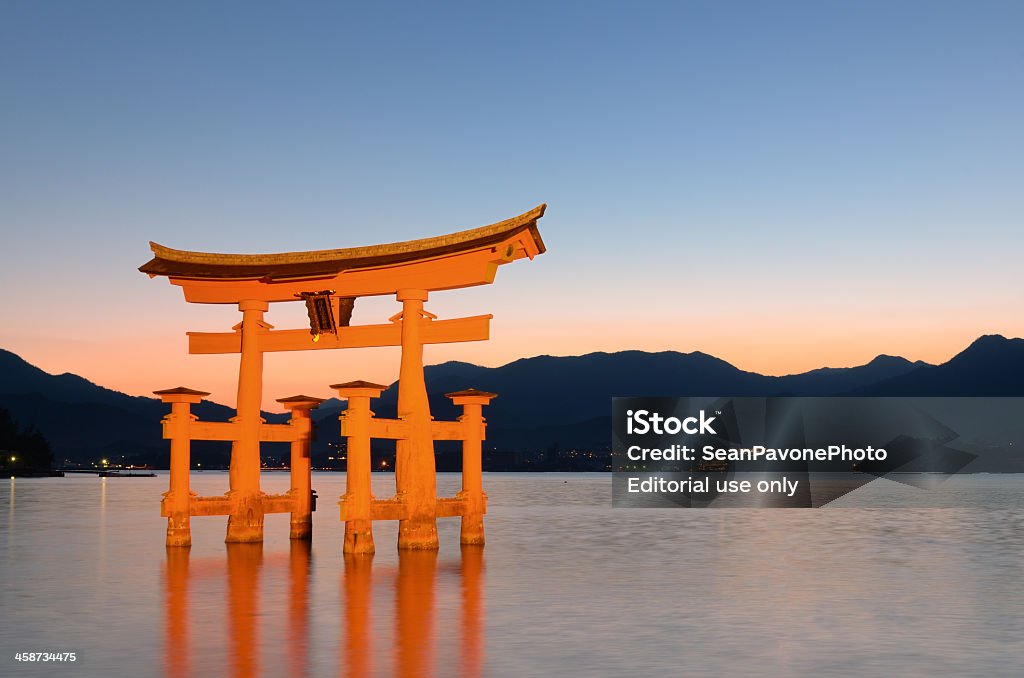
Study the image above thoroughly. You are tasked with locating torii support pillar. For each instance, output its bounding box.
[277,395,323,540]
[446,389,497,545]
[334,381,387,554]
[227,299,270,543]
[155,387,209,547]
[395,289,439,550]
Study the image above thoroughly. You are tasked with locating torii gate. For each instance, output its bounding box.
[141,205,546,550]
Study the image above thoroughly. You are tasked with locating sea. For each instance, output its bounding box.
[1,472,1023,677]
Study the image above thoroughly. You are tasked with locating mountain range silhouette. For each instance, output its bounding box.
[2,334,1022,465]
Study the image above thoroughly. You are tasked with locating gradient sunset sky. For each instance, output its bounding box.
[2,1,1022,411]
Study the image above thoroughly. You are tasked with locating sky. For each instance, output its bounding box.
[1,1,1022,411]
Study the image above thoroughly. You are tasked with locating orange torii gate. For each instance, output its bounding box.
[141,205,546,550]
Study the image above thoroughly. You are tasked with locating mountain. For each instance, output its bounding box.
[312,349,927,431]
[0,349,286,466]
[2,335,1023,465]
[775,354,930,395]
[0,348,156,411]
[850,335,1024,396]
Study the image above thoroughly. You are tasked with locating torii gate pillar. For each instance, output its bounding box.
[277,395,323,540]
[395,289,439,550]
[226,299,269,543]
[447,389,497,545]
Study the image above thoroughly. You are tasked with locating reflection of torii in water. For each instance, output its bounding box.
[163,544,485,678]
[141,205,546,549]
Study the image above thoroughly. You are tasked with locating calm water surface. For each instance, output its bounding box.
[2,472,1023,677]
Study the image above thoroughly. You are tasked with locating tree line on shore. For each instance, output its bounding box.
[0,408,53,469]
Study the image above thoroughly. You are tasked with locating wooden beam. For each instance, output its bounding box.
[430,421,466,441]
[435,497,468,518]
[262,493,298,514]
[161,493,298,517]
[161,420,300,443]
[344,418,480,441]
[338,496,486,522]
[188,314,492,354]
[185,496,231,517]
[161,420,238,442]
[259,423,299,443]
[366,418,410,440]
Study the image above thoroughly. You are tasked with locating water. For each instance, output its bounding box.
[2,472,1023,677]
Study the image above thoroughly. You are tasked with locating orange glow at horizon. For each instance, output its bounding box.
[6,312,1022,413]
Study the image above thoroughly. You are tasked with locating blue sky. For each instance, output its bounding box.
[1,1,1022,406]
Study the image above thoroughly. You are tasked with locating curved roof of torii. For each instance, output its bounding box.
[140,204,546,282]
